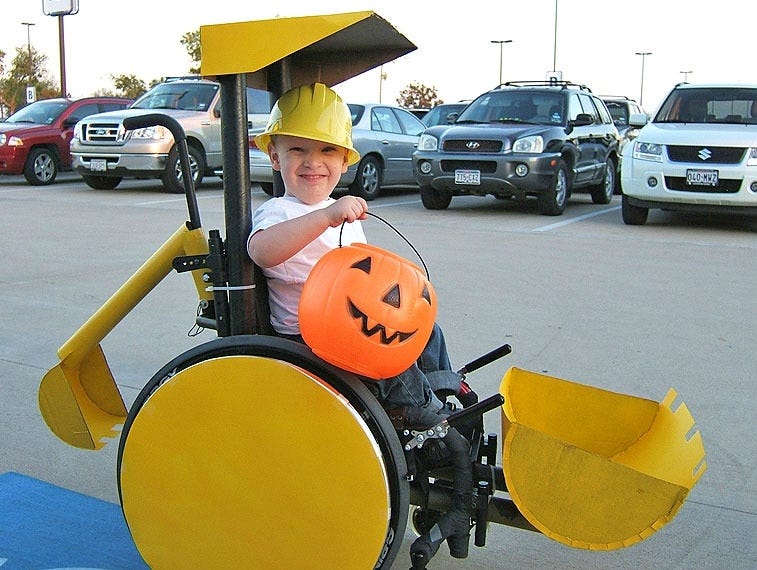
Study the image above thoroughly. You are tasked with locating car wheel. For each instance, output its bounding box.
[419,186,452,210]
[259,182,274,196]
[349,156,382,200]
[590,157,615,204]
[82,174,122,190]
[621,193,649,225]
[537,160,569,215]
[163,144,205,194]
[23,147,58,185]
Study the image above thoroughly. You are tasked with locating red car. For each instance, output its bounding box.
[0,96,133,185]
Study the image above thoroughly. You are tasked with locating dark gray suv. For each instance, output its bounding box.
[413,81,620,215]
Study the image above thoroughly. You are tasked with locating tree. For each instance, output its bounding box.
[111,74,148,99]
[396,82,443,109]
[0,46,58,113]
[180,30,201,75]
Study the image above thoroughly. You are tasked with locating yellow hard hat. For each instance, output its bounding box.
[255,83,360,166]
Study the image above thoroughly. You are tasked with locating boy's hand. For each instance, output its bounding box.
[325,196,368,227]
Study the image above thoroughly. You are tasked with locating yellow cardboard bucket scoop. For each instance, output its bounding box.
[500,367,706,550]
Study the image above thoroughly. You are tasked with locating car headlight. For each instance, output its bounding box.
[418,133,438,151]
[128,125,168,141]
[512,135,544,153]
[0,134,5,145]
[632,141,663,162]
[73,122,83,140]
[1,135,24,147]
[747,147,757,167]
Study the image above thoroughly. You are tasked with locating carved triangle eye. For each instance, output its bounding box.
[350,256,372,274]
[382,284,401,308]
[421,285,431,304]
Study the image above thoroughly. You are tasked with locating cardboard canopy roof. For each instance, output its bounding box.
[200,11,416,91]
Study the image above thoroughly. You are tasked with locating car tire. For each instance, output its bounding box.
[621,193,649,225]
[23,147,58,185]
[537,160,569,215]
[590,157,615,205]
[163,144,205,194]
[420,186,452,210]
[259,182,274,196]
[82,174,122,190]
[349,156,382,200]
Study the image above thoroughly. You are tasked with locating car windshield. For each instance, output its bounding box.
[604,101,629,127]
[132,83,218,111]
[654,87,757,124]
[456,91,565,126]
[3,100,69,124]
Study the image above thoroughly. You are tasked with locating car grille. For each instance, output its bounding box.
[664,177,741,193]
[443,139,503,152]
[666,145,746,164]
[440,160,498,174]
[81,122,122,143]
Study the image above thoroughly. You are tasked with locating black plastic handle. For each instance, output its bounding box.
[446,394,505,428]
[122,113,201,230]
[457,343,512,376]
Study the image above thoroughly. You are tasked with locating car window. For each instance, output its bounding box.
[577,94,599,123]
[6,100,69,124]
[133,82,218,110]
[655,87,757,124]
[593,97,613,125]
[68,103,100,123]
[371,107,402,134]
[100,101,129,112]
[393,108,425,136]
[567,93,583,122]
[605,101,628,126]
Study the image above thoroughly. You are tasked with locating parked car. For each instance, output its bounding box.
[250,102,426,200]
[620,83,757,225]
[70,77,271,193]
[413,81,620,215]
[421,102,470,128]
[0,96,132,185]
[600,95,646,191]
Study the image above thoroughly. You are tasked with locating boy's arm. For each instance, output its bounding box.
[248,196,367,268]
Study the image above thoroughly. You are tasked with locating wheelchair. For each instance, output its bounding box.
[40,115,706,569]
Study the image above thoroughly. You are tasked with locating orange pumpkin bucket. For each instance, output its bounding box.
[299,243,437,379]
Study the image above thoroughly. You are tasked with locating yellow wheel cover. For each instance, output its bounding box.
[120,355,391,568]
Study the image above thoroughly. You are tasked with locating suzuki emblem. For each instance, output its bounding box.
[466,141,480,149]
[697,148,712,161]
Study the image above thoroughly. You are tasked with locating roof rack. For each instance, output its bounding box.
[597,94,634,100]
[496,80,592,92]
[164,75,207,82]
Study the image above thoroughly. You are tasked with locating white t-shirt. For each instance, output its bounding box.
[250,196,367,335]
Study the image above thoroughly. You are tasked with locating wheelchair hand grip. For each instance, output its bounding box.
[446,394,505,428]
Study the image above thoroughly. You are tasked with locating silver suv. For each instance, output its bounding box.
[70,78,271,193]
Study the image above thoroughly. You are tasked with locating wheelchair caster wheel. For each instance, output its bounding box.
[411,506,442,536]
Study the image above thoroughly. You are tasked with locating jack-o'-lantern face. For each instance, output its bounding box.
[299,243,437,380]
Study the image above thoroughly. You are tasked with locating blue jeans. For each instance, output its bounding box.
[373,323,462,426]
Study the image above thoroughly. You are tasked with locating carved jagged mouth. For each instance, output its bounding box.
[348,299,417,345]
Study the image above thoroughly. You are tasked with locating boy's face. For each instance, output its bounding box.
[269,135,350,204]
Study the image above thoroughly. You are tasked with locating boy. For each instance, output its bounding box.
[247,83,475,567]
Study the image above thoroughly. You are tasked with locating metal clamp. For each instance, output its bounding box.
[403,421,449,451]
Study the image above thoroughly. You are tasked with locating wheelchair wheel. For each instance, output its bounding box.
[117,335,408,569]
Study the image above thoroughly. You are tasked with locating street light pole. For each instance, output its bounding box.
[635,51,652,107]
[21,22,35,85]
[553,0,558,72]
[680,70,693,82]
[490,40,512,85]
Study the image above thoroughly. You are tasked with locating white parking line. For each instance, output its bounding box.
[532,205,621,232]
[370,198,421,209]
[134,193,223,206]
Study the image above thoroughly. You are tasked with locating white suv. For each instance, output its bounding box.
[620,83,757,225]
[70,78,271,193]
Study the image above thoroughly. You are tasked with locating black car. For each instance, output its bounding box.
[413,81,620,215]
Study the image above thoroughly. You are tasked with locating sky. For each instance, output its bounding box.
[3,0,756,114]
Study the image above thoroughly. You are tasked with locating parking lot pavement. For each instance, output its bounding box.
[1,179,755,569]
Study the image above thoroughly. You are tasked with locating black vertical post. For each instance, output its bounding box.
[218,73,257,335]
[267,58,291,197]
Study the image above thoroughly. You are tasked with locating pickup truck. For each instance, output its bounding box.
[70,77,271,193]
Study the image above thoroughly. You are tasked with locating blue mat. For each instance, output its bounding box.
[0,472,148,569]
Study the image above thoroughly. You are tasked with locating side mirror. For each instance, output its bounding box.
[62,118,79,129]
[446,112,459,124]
[628,112,648,128]
[570,113,593,127]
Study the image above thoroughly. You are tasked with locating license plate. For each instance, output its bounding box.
[90,158,107,172]
[455,169,480,185]
[686,169,718,186]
